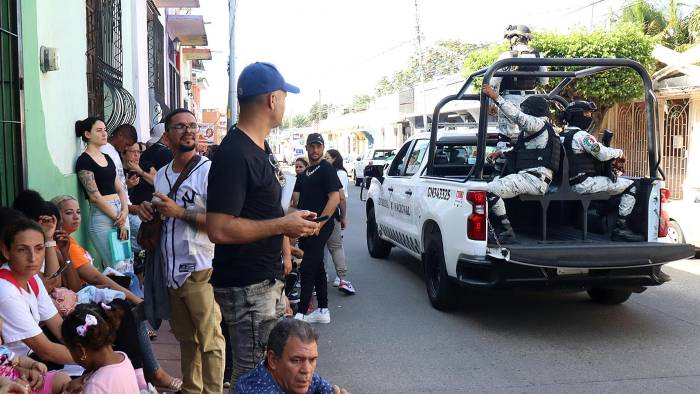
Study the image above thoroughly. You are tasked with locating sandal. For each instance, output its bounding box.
[155,377,182,392]
[147,329,158,340]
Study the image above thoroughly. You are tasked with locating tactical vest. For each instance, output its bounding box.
[500,50,541,91]
[507,123,560,173]
[562,130,606,185]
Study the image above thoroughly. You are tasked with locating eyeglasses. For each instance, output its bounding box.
[268,154,287,187]
[169,123,198,132]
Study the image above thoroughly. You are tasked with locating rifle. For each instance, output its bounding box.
[601,129,617,182]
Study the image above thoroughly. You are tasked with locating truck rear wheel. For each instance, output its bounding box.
[366,206,392,258]
[587,287,632,305]
[424,231,459,310]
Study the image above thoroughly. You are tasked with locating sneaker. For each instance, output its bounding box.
[305,308,331,324]
[338,280,356,295]
[287,288,300,304]
[333,277,341,287]
[293,312,306,321]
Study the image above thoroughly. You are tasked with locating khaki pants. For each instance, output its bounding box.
[168,268,225,394]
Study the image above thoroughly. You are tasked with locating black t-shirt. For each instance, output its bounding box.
[294,160,341,215]
[75,153,117,196]
[129,143,173,204]
[207,128,285,288]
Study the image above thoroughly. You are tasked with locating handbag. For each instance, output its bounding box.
[137,154,202,251]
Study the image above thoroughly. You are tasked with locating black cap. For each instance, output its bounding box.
[306,133,324,145]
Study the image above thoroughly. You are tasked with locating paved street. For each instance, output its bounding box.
[312,184,700,394]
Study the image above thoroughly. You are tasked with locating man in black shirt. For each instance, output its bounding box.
[291,133,340,324]
[206,62,319,385]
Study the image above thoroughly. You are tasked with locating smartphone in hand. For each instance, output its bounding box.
[311,215,329,223]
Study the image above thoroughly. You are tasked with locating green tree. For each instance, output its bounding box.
[351,94,373,112]
[462,24,655,124]
[308,101,331,123]
[281,113,311,129]
[374,39,477,97]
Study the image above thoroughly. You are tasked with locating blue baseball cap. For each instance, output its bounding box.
[237,62,300,99]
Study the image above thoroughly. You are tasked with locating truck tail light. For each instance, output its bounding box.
[658,187,671,237]
[467,191,486,240]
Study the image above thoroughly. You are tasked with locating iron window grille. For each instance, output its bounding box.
[85,0,135,132]
[147,1,165,108]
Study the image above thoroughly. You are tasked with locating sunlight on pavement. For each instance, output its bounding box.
[667,259,700,276]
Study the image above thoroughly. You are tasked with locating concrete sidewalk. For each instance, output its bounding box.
[150,321,183,381]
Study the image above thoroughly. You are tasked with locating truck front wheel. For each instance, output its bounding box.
[424,231,459,310]
[587,287,632,305]
[367,206,392,258]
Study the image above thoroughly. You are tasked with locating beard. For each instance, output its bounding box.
[177,143,196,153]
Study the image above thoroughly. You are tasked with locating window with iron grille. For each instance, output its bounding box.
[0,0,24,206]
[147,1,165,107]
[85,0,135,132]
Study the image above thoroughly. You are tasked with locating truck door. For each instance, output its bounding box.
[378,141,414,243]
[391,139,429,254]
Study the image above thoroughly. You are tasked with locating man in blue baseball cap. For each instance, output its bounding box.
[207,62,319,387]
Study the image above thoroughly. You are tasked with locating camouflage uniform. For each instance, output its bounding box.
[563,127,635,216]
[487,97,553,220]
[491,43,549,138]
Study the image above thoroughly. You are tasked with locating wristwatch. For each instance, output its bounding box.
[44,240,57,248]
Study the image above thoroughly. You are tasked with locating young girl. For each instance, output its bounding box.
[61,303,140,394]
[0,315,70,394]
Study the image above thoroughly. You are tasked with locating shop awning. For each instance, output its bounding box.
[167,15,208,46]
[351,130,374,146]
[183,48,211,61]
[154,0,200,7]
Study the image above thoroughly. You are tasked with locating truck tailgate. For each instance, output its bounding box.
[501,242,695,268]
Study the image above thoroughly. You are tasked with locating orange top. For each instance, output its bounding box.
[68,237,94,270]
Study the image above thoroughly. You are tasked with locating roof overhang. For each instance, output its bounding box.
[182,48,211,61]
[154,0,200,7]
[167,15,207,46]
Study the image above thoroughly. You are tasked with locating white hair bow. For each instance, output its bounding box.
[76,314,98,337]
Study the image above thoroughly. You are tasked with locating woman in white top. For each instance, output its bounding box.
[323,149,356,294]
[0,219,76,366]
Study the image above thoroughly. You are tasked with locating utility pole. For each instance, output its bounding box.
[413,0,429,135]
[227,0,237,130]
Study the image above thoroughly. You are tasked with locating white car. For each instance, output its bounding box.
[352,148,394,186]
[664,193,700,254]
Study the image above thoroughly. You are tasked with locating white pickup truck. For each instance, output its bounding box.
[363,57,696,310]
[352,148,394,186]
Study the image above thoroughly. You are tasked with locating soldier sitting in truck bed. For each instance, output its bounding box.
[482,83,560,243]
[560,101,643,242]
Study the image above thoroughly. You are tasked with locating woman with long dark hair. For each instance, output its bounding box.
[74,117,132,272]
[323,149,355,294]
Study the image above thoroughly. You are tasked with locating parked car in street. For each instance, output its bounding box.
[352,148,394,186]
[663,192,700,254]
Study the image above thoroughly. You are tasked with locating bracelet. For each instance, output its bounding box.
[44,240,57,248]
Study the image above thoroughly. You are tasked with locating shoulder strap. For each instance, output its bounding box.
[167,154,202,199]
[0,270,39,297]
[522,123,549,143]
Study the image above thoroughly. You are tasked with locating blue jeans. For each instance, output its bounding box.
[214,279,285,387]
[129,213,142,254]
[88,199,132,272]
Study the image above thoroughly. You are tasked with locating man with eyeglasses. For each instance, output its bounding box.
[139,108,226,393]
[206,62,320,387]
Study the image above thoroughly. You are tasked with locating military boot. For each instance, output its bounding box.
[488,214,516,244]
[611,218,644,242]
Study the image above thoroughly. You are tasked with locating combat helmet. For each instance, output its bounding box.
[504,25,532,40]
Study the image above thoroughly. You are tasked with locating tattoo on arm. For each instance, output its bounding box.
[181,209,198,226]
[78,170,99,194]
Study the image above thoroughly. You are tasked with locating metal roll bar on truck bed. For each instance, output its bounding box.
[426,58,661,182]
